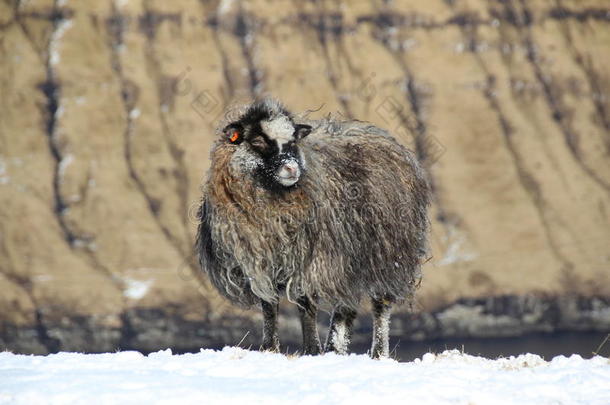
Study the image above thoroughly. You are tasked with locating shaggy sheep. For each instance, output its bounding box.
[196,99,430,358]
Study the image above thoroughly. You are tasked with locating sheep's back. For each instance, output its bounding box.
[297,120,431,308]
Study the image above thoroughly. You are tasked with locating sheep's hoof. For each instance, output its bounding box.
[370,348,388,359]
[260,344,280,353]
[301,344,322,356]
[324,345,348,356]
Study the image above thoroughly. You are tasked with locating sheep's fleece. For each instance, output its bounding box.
[197,102,431,310]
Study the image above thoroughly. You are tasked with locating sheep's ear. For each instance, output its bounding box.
[223,124,243,144]
[295,124,312,140]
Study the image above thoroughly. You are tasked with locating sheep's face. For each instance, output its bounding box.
[223,102,311,191]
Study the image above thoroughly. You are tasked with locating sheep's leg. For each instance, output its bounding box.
[297,297,321,355]
[324,306,357,355]
[261,300,280,352]
[370,298,392,359]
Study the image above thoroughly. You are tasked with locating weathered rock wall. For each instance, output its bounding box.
[1,0,609,353]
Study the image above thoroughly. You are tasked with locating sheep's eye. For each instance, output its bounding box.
[249,137,268,149]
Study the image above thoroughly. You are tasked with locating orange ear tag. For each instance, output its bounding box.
[229,131,239,143]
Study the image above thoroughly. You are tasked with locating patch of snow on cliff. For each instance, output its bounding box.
[57,154,74,182]
[438,230,477,266]
[129,108,141,119]
[123,278,153,300]
[50,19,73,66]
[218,0,237,15]
[0,158,8,185]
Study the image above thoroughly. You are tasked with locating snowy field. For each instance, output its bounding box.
[1,347,609,405]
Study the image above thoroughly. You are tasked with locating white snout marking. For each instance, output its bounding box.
[277,160,301,186]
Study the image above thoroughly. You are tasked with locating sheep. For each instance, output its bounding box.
[196,98,430,358]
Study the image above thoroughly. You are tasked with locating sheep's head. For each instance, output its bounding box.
[222,99,311,191]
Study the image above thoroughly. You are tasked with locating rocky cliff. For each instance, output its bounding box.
[1,0,609,354]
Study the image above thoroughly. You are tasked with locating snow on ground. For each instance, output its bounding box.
[1,348,609,405]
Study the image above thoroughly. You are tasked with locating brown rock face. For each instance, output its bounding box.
[1,0,609,354]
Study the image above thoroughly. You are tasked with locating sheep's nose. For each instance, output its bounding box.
[283,161,298,175]
[277,160,301,186]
